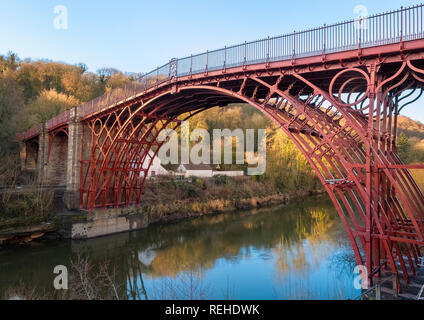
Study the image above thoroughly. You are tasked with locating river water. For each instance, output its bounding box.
[0,195,361,300]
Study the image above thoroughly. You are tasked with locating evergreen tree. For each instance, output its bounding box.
[397,132,411,163]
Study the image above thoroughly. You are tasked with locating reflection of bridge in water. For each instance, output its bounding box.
[18,4,424,290]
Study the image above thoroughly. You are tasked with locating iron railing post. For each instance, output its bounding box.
[243,41,247,68]
[401,6,404,44]
[224,46,227,71]
[323,24,326,56]
[266,36,270,65]
[205,50,209,74]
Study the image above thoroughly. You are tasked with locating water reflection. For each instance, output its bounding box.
[0,196,360,300]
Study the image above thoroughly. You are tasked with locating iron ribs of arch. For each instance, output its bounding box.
[80,91,235,210]
[80,64,424,284]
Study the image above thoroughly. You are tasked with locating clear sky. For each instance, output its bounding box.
[1,0,423,121]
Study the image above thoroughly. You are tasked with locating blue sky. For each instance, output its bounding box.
[1,0,423,121]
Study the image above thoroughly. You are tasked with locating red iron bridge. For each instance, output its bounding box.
[17,4,424,290]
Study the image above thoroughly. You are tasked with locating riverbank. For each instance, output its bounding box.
[69,189,322,240]
[0,175,324,243]
[0,188,57,245]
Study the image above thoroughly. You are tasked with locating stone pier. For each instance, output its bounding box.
[19,107,83,211]
[34,124,69,187]
[20,141,38,172]
[63,107,83,210]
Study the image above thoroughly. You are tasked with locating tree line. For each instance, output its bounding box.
[0,52,134,155]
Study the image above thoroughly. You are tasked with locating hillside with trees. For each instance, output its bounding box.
[397,115,424,163]
[0,52,133,155]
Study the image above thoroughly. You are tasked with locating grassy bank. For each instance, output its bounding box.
[140,175,323,218]
[411,169,424,193]
[0,155,55,237]
[0,190,54,227]
[0,174,323,243]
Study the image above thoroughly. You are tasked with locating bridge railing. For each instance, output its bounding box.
[20,124,41,141]
[20,4,424,138]
[173,4,424,77]
[79,81,147,117]
[141,4,424,86]
[46,109,71,130]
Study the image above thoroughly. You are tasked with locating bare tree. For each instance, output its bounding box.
[68,253,125,300]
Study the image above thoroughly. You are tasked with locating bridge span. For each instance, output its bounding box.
[18,4,424,289]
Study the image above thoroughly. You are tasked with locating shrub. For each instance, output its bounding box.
[213,175,228,186]
[181,183,198,198]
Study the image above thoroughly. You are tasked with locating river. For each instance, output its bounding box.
[0,195,361,300]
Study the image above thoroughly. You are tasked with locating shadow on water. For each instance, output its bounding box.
[0,195,360,300]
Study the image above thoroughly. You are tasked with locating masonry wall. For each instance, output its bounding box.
[185,170,214,178]
[64,107,84,210]
[45,134,68,186]
[212,171,244,177]
[20,142,38,171]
